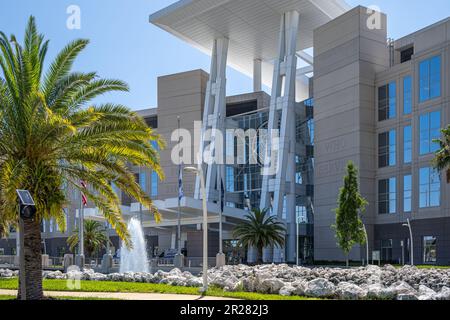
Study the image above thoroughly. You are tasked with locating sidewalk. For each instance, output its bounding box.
[0,289,238,300]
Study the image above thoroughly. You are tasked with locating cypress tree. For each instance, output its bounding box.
[333,161,368,266]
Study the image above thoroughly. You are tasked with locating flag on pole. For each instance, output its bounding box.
[80,181,88,206]
[178,165,184,201]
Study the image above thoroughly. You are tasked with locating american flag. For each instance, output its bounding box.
[80,181,88,206]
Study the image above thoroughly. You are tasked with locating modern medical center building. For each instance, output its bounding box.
[1,1,450,266]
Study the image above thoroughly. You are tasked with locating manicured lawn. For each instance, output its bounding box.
[393,265,450,269]
[0,278,315,301]
[0,294,119,301]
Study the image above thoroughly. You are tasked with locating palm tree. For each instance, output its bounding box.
[233,208,285,264]
[67,220,110,259]
[0,17,164,299]
[433,125,450,183]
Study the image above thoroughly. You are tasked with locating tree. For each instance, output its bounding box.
[433,125,450,183]
[0,17,164,299]
[233,208,285,264]
[333,161,368,267]
[67,220,110,258]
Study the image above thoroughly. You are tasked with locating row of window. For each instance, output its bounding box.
[378,55,441,122]
[378,167,440,215]
[40,212,68,233]
[136,171,158,198]
[380,236,437,264]
[378,110,441,169]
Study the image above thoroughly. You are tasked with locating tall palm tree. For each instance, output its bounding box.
[67,220,110,259]
[0,17,164,299]
[233,208,285,264]
[433,125,450,183]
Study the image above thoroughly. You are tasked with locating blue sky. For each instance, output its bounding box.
[1,1,449,110]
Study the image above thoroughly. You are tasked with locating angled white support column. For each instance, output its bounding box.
[195,37,229,201]
[260,11,300,263]
[253,59,262,92]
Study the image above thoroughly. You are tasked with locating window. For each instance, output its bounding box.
[419,111,441,155]
[150,141,159,198]
[296,206,308,224]
[139,171,146,192]
[49,219,54,233]
[226,166,235,192]
[419,56,441,102]
[381,239,393,262]
[378,177,396,214]
[423,236,437,264]
[419,167,440,208]
[378,82,396,121]
[295,156,302,184]
[282,196,287,220]
[403,126,412,164]
[403,175,412,213]
[400,47,414,63]
[403,76,412,115]
[151,171,158,197]
[378,130,396,168]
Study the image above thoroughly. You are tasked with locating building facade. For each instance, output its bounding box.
[1,3,449,266]
[314,7,450,265]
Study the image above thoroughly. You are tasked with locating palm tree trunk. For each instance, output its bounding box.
[18,218,43,300]
[257,246,264,265]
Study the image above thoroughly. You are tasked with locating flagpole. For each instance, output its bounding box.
[219,169,223,255]
[177,116,182,255]
[77,185,85,270]
[218,112,223,255]
[216,113,225,267]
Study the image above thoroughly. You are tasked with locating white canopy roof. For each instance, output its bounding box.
[150,0,350,90]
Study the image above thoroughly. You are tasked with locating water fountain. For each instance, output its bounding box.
[119,217,149,273]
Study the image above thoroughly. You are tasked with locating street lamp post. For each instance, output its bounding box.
[75,189,85,269]
[362,223,369,266]
[402,218,414,266]
[184,166,208,292]
[296,215,299,266]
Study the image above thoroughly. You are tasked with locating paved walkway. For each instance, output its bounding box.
[0,289,237,300]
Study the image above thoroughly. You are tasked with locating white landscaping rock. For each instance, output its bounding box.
[418,285,437,300]
[256,278,286,294]
[3,262,448,300]
[291,279,308,296]
[390,281,417,296]
[366,284,396,300]
[279,285,296,296]
[304,278,335,298]
[435,286,450,300]
[0,269,14,278]
[335,282,367,300]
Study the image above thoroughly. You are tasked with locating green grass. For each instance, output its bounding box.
[0,278,315,301]
[0,294,119,301]
[393,264,450,269]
